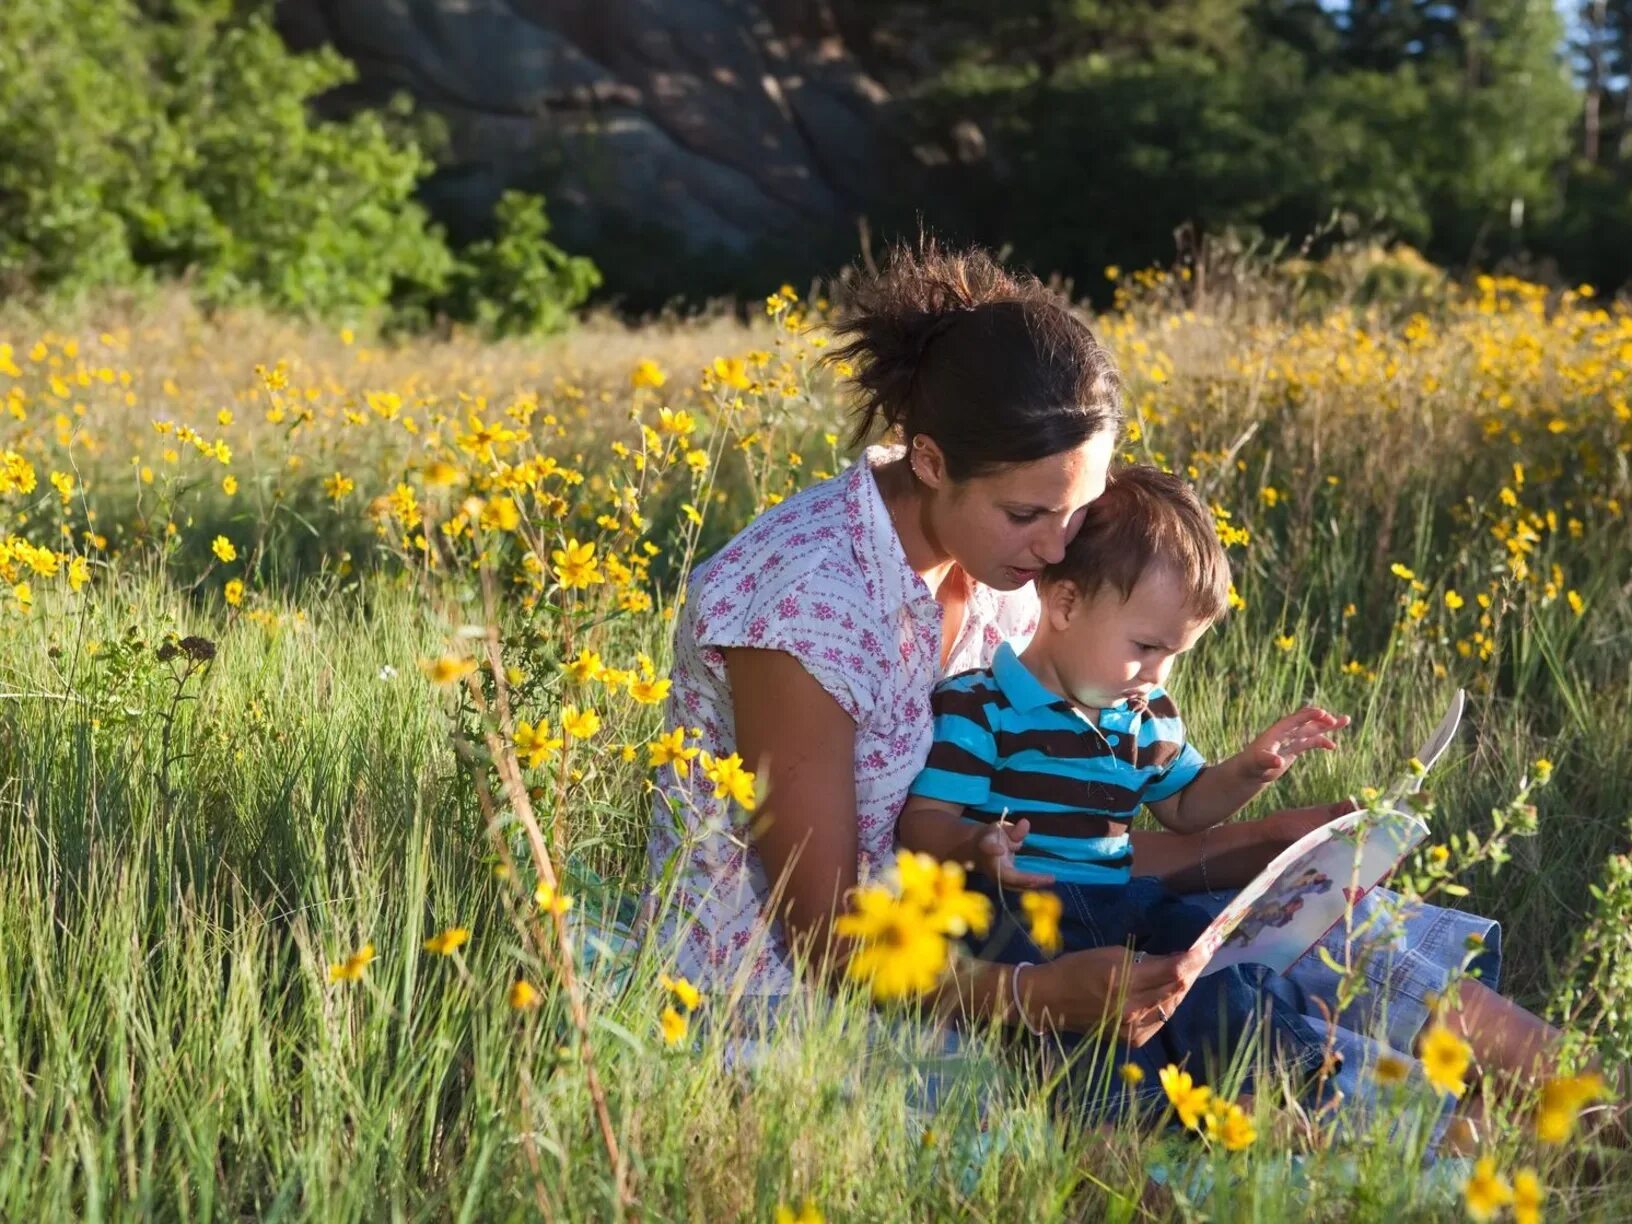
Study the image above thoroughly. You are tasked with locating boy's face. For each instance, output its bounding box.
[1040,565,1213,709]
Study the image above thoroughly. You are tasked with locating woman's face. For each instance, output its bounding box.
[920,430,1117,591]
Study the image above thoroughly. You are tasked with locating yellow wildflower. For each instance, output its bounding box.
[836,886,948,1001]
[630,359,666,390]
[700,751,757,809]
[1535,1072,1606,1143]
[328,942,376,983]
[1462,1157,1513,1221]
[1512,1168,1543,1224]
[773,1201,823,1224]
[660,1005,688,1046]
[1418,1023,1472,1097]
[1159,1065,1212,1130]
[660,973,703,1012]
[212,535,237,563]
[563,649,605,684]
[515,719,563,767]
[895,851,992,938]
[421,655,477,686]
[534,879,573,916]
[552,538,602,589]
[1205,1100,1257,1151]
[648,726,700,777]
[561,705,601,740]
[656,406,695,436]
[508,979,540,1010]
[423,926,470,956]
[224,579,244,607]
[1020,890,1063,955]
[423,460,464,487]
[628,673,671,705]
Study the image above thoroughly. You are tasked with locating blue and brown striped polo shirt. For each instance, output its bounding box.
[908,642,1206,885]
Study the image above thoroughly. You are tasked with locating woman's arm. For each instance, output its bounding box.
[725,646,863,972]
[725,646,1196,1043]
[1131,800,1360,892]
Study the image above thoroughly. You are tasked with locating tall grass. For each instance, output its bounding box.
[2,264,1630,1218]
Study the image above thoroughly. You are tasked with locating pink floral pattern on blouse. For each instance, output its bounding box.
[646,446,1041,994]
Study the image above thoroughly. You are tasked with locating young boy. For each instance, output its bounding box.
[898,465,1347,1083]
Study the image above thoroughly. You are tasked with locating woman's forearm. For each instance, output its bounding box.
[1133,801,1357,891]
[1132,816,1296,892]
[932,953,1024,1029]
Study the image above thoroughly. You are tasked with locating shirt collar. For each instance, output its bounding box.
[990,641,1160,720]
[844,444,935,616]
[989,641,1067,711]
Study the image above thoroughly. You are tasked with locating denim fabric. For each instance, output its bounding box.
[963,873,1331,1119]
[701,887,1502,1156]
[1181,885,1502,1152]
[1181,886,1502,1054]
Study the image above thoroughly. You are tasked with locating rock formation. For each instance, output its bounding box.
[277,0,909,296]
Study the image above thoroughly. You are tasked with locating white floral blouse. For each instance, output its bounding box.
[646,446,1040,994]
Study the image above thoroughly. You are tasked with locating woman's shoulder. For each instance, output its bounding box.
[690,472,875,620]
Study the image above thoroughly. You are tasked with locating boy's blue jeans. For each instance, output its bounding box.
[964,873,1332,1117]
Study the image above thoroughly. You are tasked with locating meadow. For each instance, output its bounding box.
[2,258,1631,1221]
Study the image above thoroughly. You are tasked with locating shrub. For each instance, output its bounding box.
[0,0,595,333]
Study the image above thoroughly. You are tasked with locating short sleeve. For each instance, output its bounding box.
[1142,741,1207,804]
[694,585,881,723]
[908,683,997,807]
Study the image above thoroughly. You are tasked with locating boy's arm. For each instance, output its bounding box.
[1146,705,1350,835]
[1146,762,1263,833]
[897,795,984,864]
[899,796,1058,887]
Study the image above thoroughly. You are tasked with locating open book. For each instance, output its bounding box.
[1190,689,1465,977]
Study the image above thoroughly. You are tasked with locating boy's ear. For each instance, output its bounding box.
[1043,579,1080,631]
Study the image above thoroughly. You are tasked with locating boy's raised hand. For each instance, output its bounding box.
[971,818,1057,889]
[1238,705,1350,784]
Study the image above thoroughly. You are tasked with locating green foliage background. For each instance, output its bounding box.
[888,0,1604,295]
[0,0,599,331]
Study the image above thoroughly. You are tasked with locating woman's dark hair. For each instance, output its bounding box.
[827,241,1123,481]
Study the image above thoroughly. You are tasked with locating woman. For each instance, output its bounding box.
[645,242,1560,1132]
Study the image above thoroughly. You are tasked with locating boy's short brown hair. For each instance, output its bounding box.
[1040,465,1231,621]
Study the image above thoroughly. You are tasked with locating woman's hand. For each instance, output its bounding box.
[1020,945,1207,1047]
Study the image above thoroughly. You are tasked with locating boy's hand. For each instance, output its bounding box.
[970,818,1057,889]
[1237,706,1350,784]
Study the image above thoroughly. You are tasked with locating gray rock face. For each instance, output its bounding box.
[277,0,904,288]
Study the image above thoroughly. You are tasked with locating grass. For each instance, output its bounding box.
[2,263,1631,1218]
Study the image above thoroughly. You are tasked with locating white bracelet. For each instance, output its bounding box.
[1010,961,1044,1035]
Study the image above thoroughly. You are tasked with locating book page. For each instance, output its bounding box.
[1191,806,1429,976]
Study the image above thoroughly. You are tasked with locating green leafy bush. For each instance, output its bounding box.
[0,0,595,332]
[439,191,603,338]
